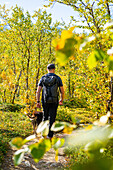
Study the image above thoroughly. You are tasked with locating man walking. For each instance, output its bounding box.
[36,63,64,139]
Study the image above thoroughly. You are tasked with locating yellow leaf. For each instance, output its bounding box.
[87,52,97,69]
[56,39,65,50]
[55,149,58,162]
[63,126,73,134]
[61,30,72,40]
[85,125,93,131]
[69,26,76,32]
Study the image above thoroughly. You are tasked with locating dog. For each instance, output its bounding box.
[26,110,43,135]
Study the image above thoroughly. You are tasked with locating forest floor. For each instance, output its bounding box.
[0,133,68,170]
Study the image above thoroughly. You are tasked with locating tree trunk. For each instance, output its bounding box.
[110,77,113,101]
[68,73,71,97]
[12,70,22,104]
[35,35,41,91]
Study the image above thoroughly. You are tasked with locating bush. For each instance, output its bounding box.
[0,137,9,163]
[56,106,73,123]
[0,109,32,164]
[56,106,95,124]
[64,145,88,168]
[0,103,25,112]
[63,98,89,108]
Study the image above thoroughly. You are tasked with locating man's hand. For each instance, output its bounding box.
[59,86,64,105]
[59,99,63,105]
[36,86,42,108]
[36,102,41,108]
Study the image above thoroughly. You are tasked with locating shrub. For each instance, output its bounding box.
[56,106,95,124]
[56,106,73,123]
[0,103,25,112]
[63,98,89,108]
[64,145,88,168]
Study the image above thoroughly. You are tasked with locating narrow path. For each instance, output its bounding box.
[1,133,68,170]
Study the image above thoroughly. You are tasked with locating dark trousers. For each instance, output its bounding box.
[42,103,58,138]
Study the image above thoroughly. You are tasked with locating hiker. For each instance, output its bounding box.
[36,63,64,139]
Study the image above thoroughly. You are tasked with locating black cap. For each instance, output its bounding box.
[47,63,55,69]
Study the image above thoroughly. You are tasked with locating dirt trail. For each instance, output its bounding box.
[0,134,68,170]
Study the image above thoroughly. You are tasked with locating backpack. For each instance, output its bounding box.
[42,75,59,103]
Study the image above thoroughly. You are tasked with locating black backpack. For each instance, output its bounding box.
[42,75,59,103]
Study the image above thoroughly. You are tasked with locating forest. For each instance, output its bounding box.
[0,0,113,169]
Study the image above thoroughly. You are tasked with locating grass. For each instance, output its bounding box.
[56,106,96,124]
[0,103,32,164]
[0,102,106,166]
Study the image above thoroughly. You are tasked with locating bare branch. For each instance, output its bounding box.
[55,0,79,9]
[106,1,111,19]
[83,14,95,34]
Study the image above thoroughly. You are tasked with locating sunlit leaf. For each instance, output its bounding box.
[88,49,108,69]
[55,38,77,66]
[52,38,59,48]
[51,121,65,132]
[23,134,36,144]
[41,125,49,137]
[65,125,112,147]
[69,26,76,32]
[56,51,68,66]
[55,149,58,162]
[52,137,65,150]
[10,137,24,149]
[109,70,113,77]
[56,39,65,50]
[63,126,73,134]
[36,120,49,134]
[87,52,97,69]
[84,140,104,157]
[29,139,51,163]
[85,125,93,130]
[61,30,72,40]
[108,56,113,71]
[14,149,26,166]
[63,122,77,134]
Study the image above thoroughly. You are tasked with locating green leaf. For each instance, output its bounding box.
[14,149,25,166]
[108,57,113,71]
[29,139,51,163]
[51,121,65,132]
[23,134,36,145]
[63,122,77,134]
[52,138,65,150]
[64,38,77,51]
[10,137,24,149]
[66,125,112,147]
[87,51,97,69]
[55,38,76,66]
[56,51,68,66]
[41,125,49,137]
[84,140,103,153]
[87,49,108,69]
[36,120,49,134]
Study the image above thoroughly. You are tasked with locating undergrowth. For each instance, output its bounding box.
[0,103,32,165]
[0,102,102,166]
